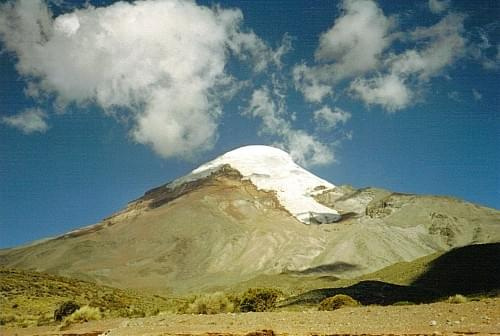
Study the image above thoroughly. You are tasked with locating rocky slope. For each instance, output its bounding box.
[0,145,498,293]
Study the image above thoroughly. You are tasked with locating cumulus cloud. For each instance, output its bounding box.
[245,87,334,166]
[315,0,393,77]
[313,106,351,129]
[292,0,467,113]
[293,0,392,103]
[351,13,466,111]
[350,74,411,111]
[428,0,450,14]
[283,130,334,167]
[2,108,49,134]
[0,0,276,158]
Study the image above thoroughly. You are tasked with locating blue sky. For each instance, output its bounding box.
[0,0,498,248]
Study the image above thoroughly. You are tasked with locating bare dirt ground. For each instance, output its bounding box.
[2,298,499,336]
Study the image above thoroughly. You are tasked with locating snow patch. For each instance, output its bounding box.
[169,145,341,224]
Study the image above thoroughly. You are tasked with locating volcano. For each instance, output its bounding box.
[1,145,499,293]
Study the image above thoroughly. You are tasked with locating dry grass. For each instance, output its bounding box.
[448,294,468,304]
[61,306,101,329]
[66,306,101,322]
[0,267,172,327]
[186,292,235,314]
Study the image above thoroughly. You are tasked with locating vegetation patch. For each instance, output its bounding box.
[54,301,80,322]
[61,306,101,329]
[239,288,282,312]
[185,292,235,314]
[319,294,359,311]
[448,294,468,304]
[0,267,171,327]
[392,301,416,306]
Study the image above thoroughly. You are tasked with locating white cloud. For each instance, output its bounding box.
[227,27,282,73]
[351,74,411,112]
[313,106,351,129]
[292,64,332,103]
[2,108,49,134]
[245,87,334,166]
[283,130,334,166]
[470,32,500,71]
[351,13,466,111]
[293,0,392,104]
[401,13,466,79]
[292,0,467,113]
[245,87,285,134]
[0,0,275,159]
[315,0,393,77]
[428,0,450,14]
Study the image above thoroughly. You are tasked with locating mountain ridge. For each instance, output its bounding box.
[0,145,498,293]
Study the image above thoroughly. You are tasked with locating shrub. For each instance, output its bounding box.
[186,292,234,314]
[54,301,80,322]
[62,306,101,327]
[448,294,468,304]
[239,288,281,312]
[393,301,415,306]
[319,294,359,311]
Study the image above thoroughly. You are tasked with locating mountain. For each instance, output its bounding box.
[0,145,499,293]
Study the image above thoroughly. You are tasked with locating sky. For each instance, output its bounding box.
[0,0,499,248]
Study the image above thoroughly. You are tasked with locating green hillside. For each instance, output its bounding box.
[0,267,172,328]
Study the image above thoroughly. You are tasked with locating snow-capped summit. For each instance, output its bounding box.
[169,145,341,224]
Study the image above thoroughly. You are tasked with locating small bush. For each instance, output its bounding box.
[319,294,359,311]
[186,292,234,314]
[448,294,468,304]
[54,301,80,322]
[393,301,415,306]
[62,306,101,328]
[239,288,281,312]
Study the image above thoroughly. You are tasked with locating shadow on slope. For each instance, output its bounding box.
[412,242,500,295]
[280,280,438,306]
[281,243,500,307]
[284,262,359,276]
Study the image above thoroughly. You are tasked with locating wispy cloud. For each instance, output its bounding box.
[469,31,500,71]
[472,89,483,101]
[313,106,351,130]
[448,91,462,102]
[2,108,49,134]
[428,0,450,14]
[245,86,334,167]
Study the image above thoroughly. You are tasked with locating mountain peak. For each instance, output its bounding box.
[170,145,341,224]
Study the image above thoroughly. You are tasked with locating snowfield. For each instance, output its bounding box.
[169,145,341,224]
